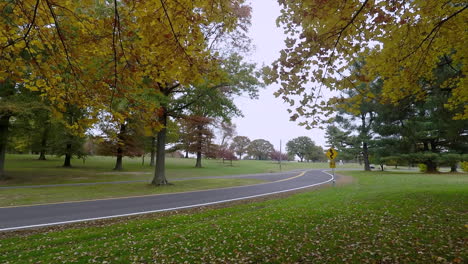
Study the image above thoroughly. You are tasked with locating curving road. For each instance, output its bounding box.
[0,169,334,231]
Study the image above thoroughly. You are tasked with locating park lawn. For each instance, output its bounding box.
[1,154,361,186]
[0,178,266,207]
[1,171,466,263]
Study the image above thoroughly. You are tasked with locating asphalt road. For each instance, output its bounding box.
[0,169,333,231]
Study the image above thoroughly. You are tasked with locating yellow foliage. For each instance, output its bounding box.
[269,0,468,126]
[1,0,251,134]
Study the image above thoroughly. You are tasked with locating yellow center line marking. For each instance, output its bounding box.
[0,171,308,209]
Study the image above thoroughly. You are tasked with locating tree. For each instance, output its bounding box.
[305,145,326,162]
[230,136,251,160]
[265,0,468,128]
[0,80,46,179]
[325,125,355,162]
[152,53,262,180]
[286,136,317,162]
[372,60,468,173]
[270,150,289,162]
[97,118,146,170]
[248,139,274,160]
[182,115,215,168]
[218,147,238,166]
[219,122,237,148]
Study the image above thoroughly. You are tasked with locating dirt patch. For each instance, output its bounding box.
[0,174,355,239]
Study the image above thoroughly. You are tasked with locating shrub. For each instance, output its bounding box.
[419,164,427,173]
[462,161,468,172]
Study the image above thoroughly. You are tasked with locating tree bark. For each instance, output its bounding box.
[38,123,50,160]
[0,116,11,180]
[450,164,457,173]
[63,143,72,167]
[114,149,123,170]
[425,161,438,173]
[150,136,156,166]
[195,151,202,168]
[195,125,203,168]
[185,150,189,158]
[113,123,126,171]
[152,109,169,185]
[363,142,371,171]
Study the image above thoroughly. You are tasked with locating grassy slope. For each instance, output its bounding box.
[2,154,359,186]
[0,178,264,207]
[0,154,343,206]
[1,171,466,263]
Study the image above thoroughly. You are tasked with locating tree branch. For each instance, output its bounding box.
[399,5,467,62]
[159,0,193,64]
[1,0,40,49]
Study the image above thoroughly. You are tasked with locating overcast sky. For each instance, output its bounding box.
[231,1,328,150]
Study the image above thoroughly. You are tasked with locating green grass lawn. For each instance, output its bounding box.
[1,154,361,186]
[0,154,356,206]
[1,171,466,263]
[0,178,265,207]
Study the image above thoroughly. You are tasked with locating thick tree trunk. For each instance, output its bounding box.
[114,149,123,170]
[450,164,457,173]
[152,109,169,185]
[185,150,189,159]
[425,161,438,173]
[38,124,49,160]
[150,136,156,166]
[114,123,126,170]
[0,116,11,180]
[363,142,371,171]
[63,143,72,167]
[195,151,202,168]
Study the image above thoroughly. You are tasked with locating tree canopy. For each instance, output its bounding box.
[265,0,467,127]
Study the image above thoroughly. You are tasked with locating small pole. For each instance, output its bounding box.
[332,166,336,186]
[279,139,282,171]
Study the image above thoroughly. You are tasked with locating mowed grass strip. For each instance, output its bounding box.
[0,178,265,207]
[1,154,361,186]
[1,171,466,263]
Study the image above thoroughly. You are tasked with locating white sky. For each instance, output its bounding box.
[232,1,328,150]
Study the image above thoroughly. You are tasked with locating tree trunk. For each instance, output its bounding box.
[195,151,202,168]
[363,142,371,171]
[63,143,72,167]
[195,125,203,168]
[114,149,123,170]
[150,136,156,166]
[450,164,457,173]
[114,123,126,171]
[380,164,384,171]
[185,150,189,158]
[0,116,11,180]
[152,109,169,185]
[425,161,438,173]
[38,123,50,160]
